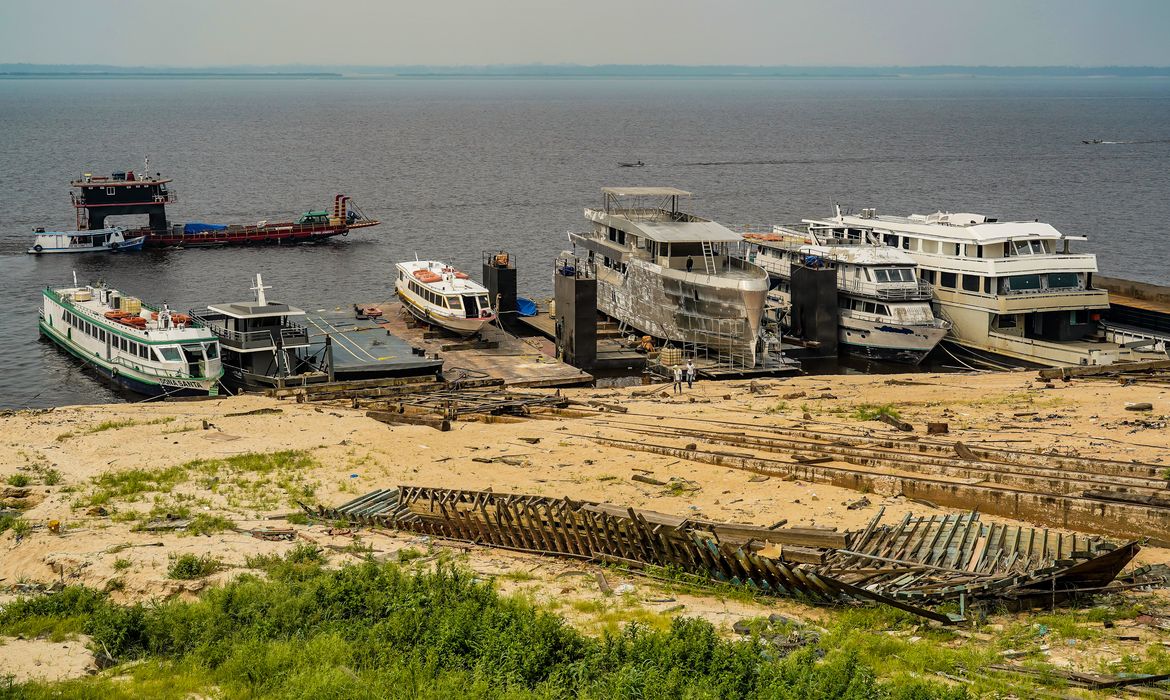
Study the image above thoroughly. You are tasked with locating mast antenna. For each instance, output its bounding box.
[251,273,271,306]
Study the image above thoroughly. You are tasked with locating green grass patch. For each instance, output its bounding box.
[4,474,30,487]
[0,557,975,699]
[167,554,222,580]
[56,416,175,442]
[852,403,901,421]
[184,514,236,536]
[188,450,320,511]
[82,465,189,507]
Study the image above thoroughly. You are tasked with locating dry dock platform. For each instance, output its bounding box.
[369,301,592,388]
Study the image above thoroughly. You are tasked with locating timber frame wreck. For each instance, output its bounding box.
[313,486,1151,624]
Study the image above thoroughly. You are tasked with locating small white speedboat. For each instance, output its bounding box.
[395,260,495,336]
[28,226,146,255]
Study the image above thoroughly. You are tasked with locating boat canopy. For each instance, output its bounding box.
[183,222,228,234]
[601,187,691,198]
[625,220,744,243]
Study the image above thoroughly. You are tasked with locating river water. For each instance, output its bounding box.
[1,77,1168,407]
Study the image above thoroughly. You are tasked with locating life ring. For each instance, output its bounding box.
[33,244,43,253]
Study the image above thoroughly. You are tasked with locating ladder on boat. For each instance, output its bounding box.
[700,241,716,275]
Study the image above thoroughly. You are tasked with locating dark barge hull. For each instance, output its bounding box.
[139,219,380,248]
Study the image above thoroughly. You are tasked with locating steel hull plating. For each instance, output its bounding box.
[596,262,766,366]
[39,322,217,397]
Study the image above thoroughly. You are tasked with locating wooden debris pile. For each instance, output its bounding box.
[311,486,1140,623]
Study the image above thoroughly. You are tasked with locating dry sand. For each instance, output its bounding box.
[1,368,1168,682]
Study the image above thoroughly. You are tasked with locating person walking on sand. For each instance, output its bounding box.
[672,365,683,394]
[685,358,695,389]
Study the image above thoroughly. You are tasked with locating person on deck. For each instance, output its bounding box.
[685,359,695,389]
[686,256,694,273]
[672,365,683,394]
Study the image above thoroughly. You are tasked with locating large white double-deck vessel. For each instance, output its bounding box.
[39,278,223,396]
[395,260,496,336]
[569,187,770,366]
[743,223,949,364]
[809,207,1143,367]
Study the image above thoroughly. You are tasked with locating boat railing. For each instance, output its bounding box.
[839,278,934,301]
[187,310,308,346]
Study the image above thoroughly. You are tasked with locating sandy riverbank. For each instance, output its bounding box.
[2,368,1168,684]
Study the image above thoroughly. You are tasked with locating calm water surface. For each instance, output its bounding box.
[1,77,1168,407]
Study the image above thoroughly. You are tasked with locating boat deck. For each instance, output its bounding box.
[304,312,444,380]
[368,301,593,388]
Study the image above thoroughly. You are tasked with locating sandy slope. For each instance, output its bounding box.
[1,368,1167,682]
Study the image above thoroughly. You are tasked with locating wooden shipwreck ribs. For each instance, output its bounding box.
[311,486,1145,623]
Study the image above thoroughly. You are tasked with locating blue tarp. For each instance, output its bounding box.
[516,297,537,317]
[183,222,228,235]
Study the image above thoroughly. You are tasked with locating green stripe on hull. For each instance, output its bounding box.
[39,321,222,390]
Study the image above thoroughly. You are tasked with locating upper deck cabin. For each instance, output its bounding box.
[744,224,932,302]
[69,166,175,231]
[815,208,1108,315]
[578,187,756,277]
[193,276,310,353]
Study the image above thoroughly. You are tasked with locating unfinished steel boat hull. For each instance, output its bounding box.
[595,261,767,366]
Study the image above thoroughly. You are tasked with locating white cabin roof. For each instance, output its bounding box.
[819,212,1071,245]
[206,301,306,320]
[397,260,489,295]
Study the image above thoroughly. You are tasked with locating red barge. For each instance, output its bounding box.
[68,164,379,248]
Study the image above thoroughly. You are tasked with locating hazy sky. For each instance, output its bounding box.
[2,0,1168,67]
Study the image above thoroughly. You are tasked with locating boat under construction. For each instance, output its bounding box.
[568,187,770,367]
[55,160,379,248]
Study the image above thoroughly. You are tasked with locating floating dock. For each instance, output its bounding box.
[369,301,592,388]
[304,312,443,380]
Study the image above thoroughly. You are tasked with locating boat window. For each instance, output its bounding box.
[1047,272,1079,289]
[158,346,181,362]
[984,277,993,294]
[1005,274,1041,291]
[204,343,218,360]
[448,296,462,310]
[1012,240,1047,255]
[863,268,871,281]
[962,275,980,292]
[997,314,1017,329]
[670,242,705,258]
[876,304,890,315]
[863,302,877,314]
[920,269,935,284]
[939,272,957,289]
[901,237,911,250]
[479,296,490,308]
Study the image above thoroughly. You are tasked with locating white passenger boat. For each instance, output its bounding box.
[395,260,496,336]
[569,187,770,367]
[27,226,145,254]
[808,207,1159,367]
[38,277,223,396]
[743,224,950,364]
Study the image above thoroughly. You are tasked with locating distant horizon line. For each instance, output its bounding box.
[2,63,1170,78]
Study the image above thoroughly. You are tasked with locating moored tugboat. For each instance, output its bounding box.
[52,159,379,248]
